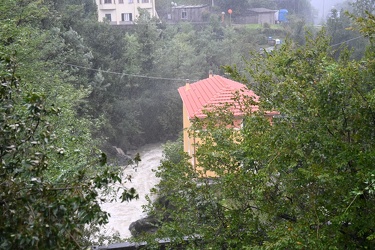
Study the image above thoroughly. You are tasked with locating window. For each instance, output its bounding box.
[181,10,187,19]
[142,0,149,3]
[105,14,112,21]
[104,0,112,3]
[121,13,133,21]
[119,0,124,3]
[128,0,133,3]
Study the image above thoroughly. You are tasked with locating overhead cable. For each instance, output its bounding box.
[63,62,190,82]
[330,35,364,47]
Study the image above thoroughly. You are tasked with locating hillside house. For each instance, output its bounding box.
[246,8,278,25]
[169,5,210,23]
[96,0,158,25]
[178,74,277,175]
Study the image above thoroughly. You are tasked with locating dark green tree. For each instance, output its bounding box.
[351,0,375,17]
[0,1,137,248]
[141,13,375,249]
[326,8,367,60]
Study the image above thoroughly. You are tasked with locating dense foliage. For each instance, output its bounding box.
[0,0,136,248]
[1,0,372,248]
[142,11,375,250]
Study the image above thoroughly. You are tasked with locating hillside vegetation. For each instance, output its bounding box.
[0,0,372,248]
[141,8,375,250]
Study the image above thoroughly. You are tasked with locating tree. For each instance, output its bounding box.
[141,13,375,249]
[0,59,136,248]
[326,8,367,60]
[242,27,375,248]
[351,0,375,17]
[0,1,137,248]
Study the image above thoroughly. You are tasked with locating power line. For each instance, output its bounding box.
[64,35,365,81]
[330,35,364,47]
[63,62,190,82]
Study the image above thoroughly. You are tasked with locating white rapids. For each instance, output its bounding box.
[99,143,163,239]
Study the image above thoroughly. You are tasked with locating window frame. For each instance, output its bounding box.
[105,14,112,21]
[181,10,187,19]
[121,13,133,22]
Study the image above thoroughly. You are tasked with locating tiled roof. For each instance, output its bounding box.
[248,8,277,13]
[178,75,259,119]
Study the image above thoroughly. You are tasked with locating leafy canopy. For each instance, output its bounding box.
[142,11,375,249]
[0,0,137,248]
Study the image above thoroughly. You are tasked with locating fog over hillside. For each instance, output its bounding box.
[311,0,347,23]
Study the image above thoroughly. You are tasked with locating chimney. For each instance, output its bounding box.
[209,70,214,78]
[185,79,190,91]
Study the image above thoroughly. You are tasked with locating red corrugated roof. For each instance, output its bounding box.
[178,75,259,119]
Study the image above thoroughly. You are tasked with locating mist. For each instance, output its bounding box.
[310,0,349,23]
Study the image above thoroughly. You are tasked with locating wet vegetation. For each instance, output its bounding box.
[1,0,373,248]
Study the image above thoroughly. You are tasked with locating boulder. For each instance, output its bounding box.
[129,216,159,237]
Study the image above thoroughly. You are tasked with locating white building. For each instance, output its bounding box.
[96,0,158,25]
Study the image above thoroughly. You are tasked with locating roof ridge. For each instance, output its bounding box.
[178,75,258,119]
[209,76,228,102]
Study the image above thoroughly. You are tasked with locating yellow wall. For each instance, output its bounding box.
[182,104,193,166]
[182,103,238,178]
